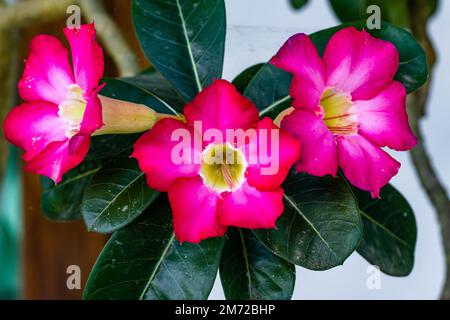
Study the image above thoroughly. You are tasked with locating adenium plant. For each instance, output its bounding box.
[2,0,426,300]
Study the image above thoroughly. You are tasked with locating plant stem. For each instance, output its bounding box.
[407,0,450,300]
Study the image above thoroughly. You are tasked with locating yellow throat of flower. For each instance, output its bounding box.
[58,84,86,138]
[321,87,358,136]
[200,143,247,193]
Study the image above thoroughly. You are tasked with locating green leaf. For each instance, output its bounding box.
[121,69,185,113]
[243,64,293,118]
[232,63,264,94]
[254,172,362,270]
[353,184,417,276]
[102,77,181,114]
[220,228,295,300]
[290,0,309,10]
[82,156,159,233]
[83,196,224,300]
[41,160,102,221]
[309,21,428,93]
[86,134,140,161]
[132,0,226,102]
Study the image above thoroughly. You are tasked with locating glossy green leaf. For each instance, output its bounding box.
[121,69,185,113]
[232,63,264,94]
[243,63,293,118]
[254,172,362,270]
[41,160,102,221]
[86,134,140,161]
[101,77,181,115]
[220,228,295,300]
[84,196,224,300]
[132,0,226,102]
[309,21,428,93]
[353,184,417,276]
[82,156,159,233]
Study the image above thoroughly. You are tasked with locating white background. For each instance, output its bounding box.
[208,0,450,300]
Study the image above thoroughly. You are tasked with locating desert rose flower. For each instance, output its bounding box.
[132,80,301,243]
[270,27,417,198]
[3,23,162,183]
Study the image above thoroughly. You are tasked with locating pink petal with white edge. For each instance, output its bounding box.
[78,84,105,136]
[218,182,284,229]
[184,80,259,144]
[281,109,338,177]
[24,135,90,184]
[270,33,326,111]
[64,23,104,97]
[324,27,399,100]
[352,81,417,151]
[337,135,401,198]
[18,35,75,105]
[3,101,68,162]
[168,177,227,243]
[245,117,301,191]
[132,118,202,192]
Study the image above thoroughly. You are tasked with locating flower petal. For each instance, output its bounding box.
[168,177,227,243]
[270,33,326,111]
[337,134,400,198]
[78,84,105,136]
[352,82,417,151]
[184,80,259,143]
[218,182,284,229]
[64,23,104,96]
[281,109,338,177]
[3,101,68,161]
[245,117,301,191]
[24,136,90,184]
[18,35,75,105]
[324,27,399,100]
[132,118,202,192]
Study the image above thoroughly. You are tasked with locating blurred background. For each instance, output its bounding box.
[0,0,449,299]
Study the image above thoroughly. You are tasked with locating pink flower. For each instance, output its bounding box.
[3,23,104,183]
[270,27,417,198]
[132,80,301,243]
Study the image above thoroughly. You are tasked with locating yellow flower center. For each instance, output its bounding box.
[199,143,247,193]
[58,84,87,138]
[321,87,358,135]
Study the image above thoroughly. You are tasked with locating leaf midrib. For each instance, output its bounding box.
[283,194,338,258]
[114,78,180,115]
[242,63,291,117]
[238,229,253,299]
[139,233,176,300]
[86,172,144,230]
[259,95,291,117]
[359,210,411,249]
[52,167,101,188]
[176,0,202,93]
